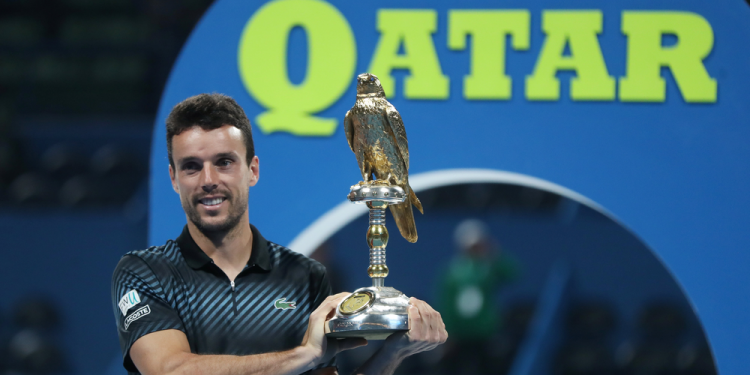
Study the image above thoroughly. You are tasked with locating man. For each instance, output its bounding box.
[111,93,447,375]
[438,219,519,375]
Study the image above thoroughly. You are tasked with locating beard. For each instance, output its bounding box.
[183,189,248,235]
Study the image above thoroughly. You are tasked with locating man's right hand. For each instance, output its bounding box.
[300,292,368,366]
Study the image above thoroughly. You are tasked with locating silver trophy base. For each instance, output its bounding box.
[327,286,410,340]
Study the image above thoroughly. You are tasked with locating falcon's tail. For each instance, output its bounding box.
[410,185,423,214]
[389,185,423,243]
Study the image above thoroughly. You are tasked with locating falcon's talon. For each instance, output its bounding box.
[371,179,391,187]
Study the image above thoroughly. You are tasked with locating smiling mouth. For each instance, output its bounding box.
[199,197,226,207]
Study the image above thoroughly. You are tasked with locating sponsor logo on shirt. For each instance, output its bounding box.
[119,290,141,316]
[274,298,296,310]
[124,305,151,330]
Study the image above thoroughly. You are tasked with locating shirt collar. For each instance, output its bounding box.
[176,224,272,271]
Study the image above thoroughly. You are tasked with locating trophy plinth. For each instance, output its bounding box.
[327,182,410,340]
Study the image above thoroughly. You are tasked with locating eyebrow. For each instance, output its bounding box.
[215,152,238,160]
[177,152,238,165]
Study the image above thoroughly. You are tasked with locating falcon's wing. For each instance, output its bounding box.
[384,103,410,171]
[344,110,355,153]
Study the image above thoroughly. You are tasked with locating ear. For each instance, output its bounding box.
[248,155,260,187]
[169,164,180,194]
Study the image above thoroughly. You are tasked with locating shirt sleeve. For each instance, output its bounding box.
[111,254,186,372]
[305,263,337,373]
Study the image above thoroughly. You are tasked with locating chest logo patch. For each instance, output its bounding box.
[274,298,297,310]
[118,289,141,316]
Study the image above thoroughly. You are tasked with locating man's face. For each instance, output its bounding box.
[168,125,259,234]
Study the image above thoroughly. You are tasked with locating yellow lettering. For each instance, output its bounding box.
[448,10,530,100]
[620,11,717,103]
[526,10,615,101]
[367,9,449,99]
[237,0,356,136]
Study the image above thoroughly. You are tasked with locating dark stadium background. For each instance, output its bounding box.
[0,1,213,373]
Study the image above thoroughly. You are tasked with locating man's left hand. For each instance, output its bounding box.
[383,297,448,359]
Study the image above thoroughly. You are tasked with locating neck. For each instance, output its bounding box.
[187,214,253,280]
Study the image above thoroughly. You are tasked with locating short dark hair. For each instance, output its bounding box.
[166,93,255,168]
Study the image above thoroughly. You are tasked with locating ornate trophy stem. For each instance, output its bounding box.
[326,182,411,340]
[367,202,388,287]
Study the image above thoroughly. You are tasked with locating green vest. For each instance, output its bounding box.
[438,254,518,340]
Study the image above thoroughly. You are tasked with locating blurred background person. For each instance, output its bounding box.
[437,218,520,375]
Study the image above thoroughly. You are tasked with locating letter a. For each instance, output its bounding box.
[368,9,449,99]
[526,11,615,101]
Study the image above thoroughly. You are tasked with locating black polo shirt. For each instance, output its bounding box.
[111,224,335,374]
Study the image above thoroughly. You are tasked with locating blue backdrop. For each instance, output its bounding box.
[149,0,750,373]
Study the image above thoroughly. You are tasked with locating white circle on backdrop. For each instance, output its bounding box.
[288,168,609,256]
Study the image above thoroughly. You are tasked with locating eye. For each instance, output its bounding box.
[370,76,375,82]
[218,158,233,167]
[182,162,200,173]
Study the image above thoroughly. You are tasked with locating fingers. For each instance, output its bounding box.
[306,292,351,347]
[303,292,354,362]
[323,292,350,306]
[408,298,427,343]
[439,311,448,342]
[381,298,448,359]
[416,299,437,344]
[407,302,424,342]
[312,292,350,323]
[321,292,351,307]
[409,297,447,345]
[323,292,350,320]
[424,301,447,344]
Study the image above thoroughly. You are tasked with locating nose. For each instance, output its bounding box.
[200,163,218,193]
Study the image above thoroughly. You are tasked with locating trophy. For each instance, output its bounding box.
[327,73,423,340]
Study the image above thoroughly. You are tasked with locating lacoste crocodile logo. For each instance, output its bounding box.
[274,298,297,310]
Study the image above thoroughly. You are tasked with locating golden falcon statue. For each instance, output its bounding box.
[344,73,423,243]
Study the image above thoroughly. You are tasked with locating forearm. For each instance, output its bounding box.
[350,345,404,375]
[160,346,316,375]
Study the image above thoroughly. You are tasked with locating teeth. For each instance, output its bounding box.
[201,198,224,206]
